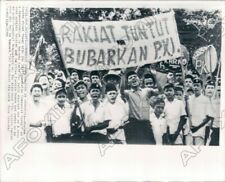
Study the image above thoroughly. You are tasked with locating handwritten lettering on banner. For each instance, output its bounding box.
[52,12,181,70]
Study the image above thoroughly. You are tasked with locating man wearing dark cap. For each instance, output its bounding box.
[104,83,128,144]
[163,83,187,145]
[188,78,214,145]
[79,83,109,143]
[120,70,156,144]
[90,71,101,85]
[204,80,215,98]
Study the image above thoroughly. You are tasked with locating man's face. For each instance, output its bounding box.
[65,78,71,89]
[56,93,67,106]
[144,78,154,88]
[47,75,54,85]
[91,75,100,84]
[76,84,88,99]
[128,74,140,88]
[90,89,101,101]
[106,90,118,104]
[185,78,193,89]
[205,85,215,98]
[164,87,175,100]
[70,72,79,83]
[39,76,49,90]
[175,74,183,83]
[193,83,202,95]
[187,90,194,96]
[149,95,157,106]
[83,77,91,88]
[57,71,64,79]
[31,87,42,101]
[53,80,62,91]
[154,102,165,117]
[175,90,183,100]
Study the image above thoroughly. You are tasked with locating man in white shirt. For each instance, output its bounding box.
[104,83,129,144]
[189,78,214,145]
[204,80,220,145]
[80,83,110,143]
[163,83,187,145]
[47,89,72,142]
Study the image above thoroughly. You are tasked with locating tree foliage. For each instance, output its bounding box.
[30,8,222,70]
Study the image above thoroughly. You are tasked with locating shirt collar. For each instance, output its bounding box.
[131,87,142,92]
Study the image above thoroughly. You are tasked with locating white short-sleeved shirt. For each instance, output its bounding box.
[206,97,220,128]
[103,100,128,141]
[164,98,186,134]
[80,100,107,135]
[149,112,167,145]
[189,94,211,137]
[48,103,72,136]
[26,98,49,142]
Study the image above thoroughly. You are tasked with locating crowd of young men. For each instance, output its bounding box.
[27,65,221,145]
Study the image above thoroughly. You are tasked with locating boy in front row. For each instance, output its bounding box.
[150,97,167,145]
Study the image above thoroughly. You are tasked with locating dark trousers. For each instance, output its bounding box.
[83,132,109,143]
[124,118,156,144]
[52,134,71,143]
[209,128,219,146]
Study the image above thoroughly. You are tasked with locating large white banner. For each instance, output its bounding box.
[52,12,181,70]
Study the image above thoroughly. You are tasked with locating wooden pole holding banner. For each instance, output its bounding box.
[31,35,44,69]
[50,18,85,130]
[180,56,192,128]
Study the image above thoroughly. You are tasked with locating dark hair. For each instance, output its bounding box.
[47,72,55,79]
[74,80,88,89]
[185,75,194,81]
[90,71,100,78]
[126,71,137,80]
[30,83,43,93]
[143,73,155,84]
[163,83,174,90]
[55,78,65,88]
[175,86,184,92]
[149,90,158,98]
[153,97,165,108]
[55,89,67,98]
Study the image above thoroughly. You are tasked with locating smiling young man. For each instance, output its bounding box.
[74,80,90,104]
[47,89,72,143]
[120,70,155,144]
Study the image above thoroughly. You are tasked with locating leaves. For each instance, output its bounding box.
[30,8,222,71]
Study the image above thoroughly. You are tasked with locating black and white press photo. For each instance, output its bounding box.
[26,7,222,145]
